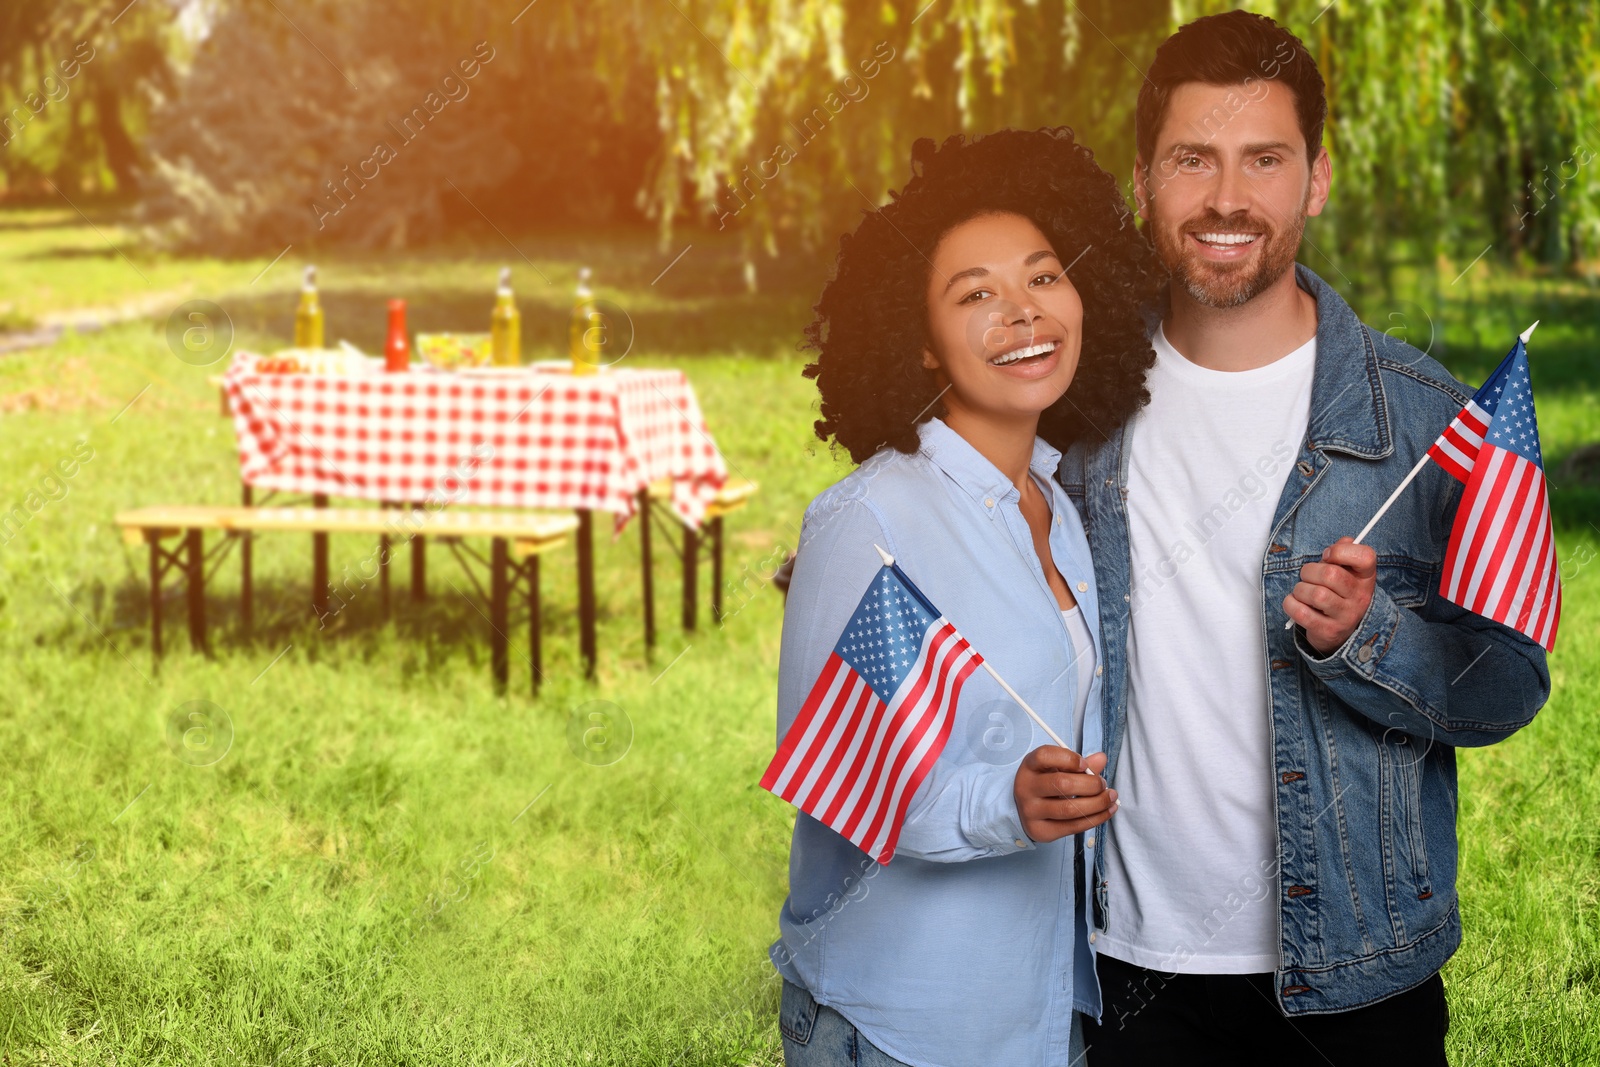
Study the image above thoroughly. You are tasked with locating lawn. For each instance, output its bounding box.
[0,207,1595,1065]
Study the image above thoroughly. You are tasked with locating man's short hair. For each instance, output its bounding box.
[1136,10,1327,167]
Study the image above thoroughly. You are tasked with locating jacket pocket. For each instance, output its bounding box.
[1372,719,1434,920]
[1375,558,1434,610]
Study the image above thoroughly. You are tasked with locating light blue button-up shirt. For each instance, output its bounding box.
[769,416,1106,1067]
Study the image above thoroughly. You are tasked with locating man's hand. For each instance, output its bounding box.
[1284,536,1377,654]
[1013,746,1115,844]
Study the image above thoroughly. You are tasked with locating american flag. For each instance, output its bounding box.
[760,556,983,864]
[1427,338,1561,650]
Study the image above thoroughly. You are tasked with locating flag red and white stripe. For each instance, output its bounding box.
[1426,399,1490,482]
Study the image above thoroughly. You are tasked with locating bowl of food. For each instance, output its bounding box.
[417,332,492,371]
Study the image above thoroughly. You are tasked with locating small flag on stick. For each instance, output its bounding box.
[1432,334,1561,650]
[1337,323,1561,650]
[761,545,1067,864]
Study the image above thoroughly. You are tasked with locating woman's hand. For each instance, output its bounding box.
[1013,746,1115,844]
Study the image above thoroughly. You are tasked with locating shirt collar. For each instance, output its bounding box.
[914,416,1062,518]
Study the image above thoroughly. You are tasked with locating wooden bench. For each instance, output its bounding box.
[116,505,576,694]
[636,477,758,648]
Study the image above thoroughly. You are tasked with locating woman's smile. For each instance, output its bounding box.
[987,336,1062,375]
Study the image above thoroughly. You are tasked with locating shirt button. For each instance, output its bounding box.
[1086,834,1095,847]
[985,497,995,508]
[1014,838,1028,848]
[1077,581,1088,592]
[1054,514,1061,524]
[1095,665,1103,677]
[1089,932,1097,944]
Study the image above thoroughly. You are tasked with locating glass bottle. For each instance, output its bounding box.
[294,265,324,349]
[569,267,600,376]
[490,266,521,367]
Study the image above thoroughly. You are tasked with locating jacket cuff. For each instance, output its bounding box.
[1296,582,1402,681]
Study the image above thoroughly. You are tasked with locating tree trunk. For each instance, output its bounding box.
[93,83,141,195]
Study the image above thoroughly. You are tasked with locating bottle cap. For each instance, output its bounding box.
[303,265,316,290]
[576,267,592,298]
[498,266,512,297]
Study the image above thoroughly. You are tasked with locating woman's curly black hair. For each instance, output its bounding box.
[802,126,1164,464]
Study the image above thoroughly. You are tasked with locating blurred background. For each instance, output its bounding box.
[0,2,1596,1065]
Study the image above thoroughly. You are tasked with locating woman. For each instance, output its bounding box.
[768,127,1161,1067]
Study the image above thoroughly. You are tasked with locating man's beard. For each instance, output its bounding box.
[1149,196,1308,309]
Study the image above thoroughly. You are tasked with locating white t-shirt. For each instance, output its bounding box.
[1098,323,1316,975]
[1060,605,1096,754]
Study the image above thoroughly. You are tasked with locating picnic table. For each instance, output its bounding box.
[223,352,729,676]
[120,354,745,691]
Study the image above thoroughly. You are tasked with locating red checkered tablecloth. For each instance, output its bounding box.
[222,352,728,531]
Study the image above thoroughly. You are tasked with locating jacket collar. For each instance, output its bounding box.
[1297,263,1393,460]
[915,416,1061,519]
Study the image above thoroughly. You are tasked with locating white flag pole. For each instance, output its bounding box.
[1351,454,1431,545]
[1285,320,1539,630]
[873,544,1083,761]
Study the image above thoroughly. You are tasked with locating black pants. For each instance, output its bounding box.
[1083,952,1449,1067]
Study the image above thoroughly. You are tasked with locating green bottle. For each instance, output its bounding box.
[491,266,521,367]
[294,265,324,349]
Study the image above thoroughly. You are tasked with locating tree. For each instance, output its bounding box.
[0,0,177,196]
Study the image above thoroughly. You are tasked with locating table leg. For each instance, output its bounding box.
[379,500,394,618]
[638,488,655,652]
[379,531,391,615]
[312,493,330,617]
[682,524,698,633]
[528,554,542,695]
[240,483,253,636]
[711,515,725,625]
[412,500,426,602]
[186,528,207,654]
[577,508,596,679]
[491,537,509,694]
[147,533,163,663]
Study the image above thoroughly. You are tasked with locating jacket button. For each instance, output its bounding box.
[1357,645,1373,663]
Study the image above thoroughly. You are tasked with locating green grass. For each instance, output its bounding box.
[0,208,1595,1065]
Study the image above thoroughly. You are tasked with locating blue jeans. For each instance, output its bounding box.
[779,980,913,1066]
[779,979,1088,1066]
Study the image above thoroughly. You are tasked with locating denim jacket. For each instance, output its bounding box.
[1057,265,1551,1015]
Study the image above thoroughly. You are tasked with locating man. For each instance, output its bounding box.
[1059,11,1551,1065]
